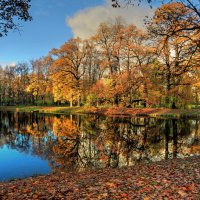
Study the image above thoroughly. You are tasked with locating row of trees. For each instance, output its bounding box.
[0,2,199,108]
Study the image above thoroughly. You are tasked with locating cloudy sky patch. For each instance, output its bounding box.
[0,61,16,68]
[67,0,153,39]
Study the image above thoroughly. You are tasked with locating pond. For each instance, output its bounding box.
[0,111,199,181]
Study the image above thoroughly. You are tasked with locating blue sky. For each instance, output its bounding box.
[0,0,104,66]
[0,0,154,67]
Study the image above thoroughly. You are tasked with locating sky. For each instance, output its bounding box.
[0,0,154,67]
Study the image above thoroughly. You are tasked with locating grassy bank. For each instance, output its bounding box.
[0,156,199,199]
[0,106,84,115]
[0,106,200,118]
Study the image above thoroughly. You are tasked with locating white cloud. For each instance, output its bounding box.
[67,0,154,39]
[0,61,16,68]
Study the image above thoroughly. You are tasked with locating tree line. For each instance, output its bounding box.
[0,2,199,108]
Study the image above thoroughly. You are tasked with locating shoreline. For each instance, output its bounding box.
[0,106,200,118]
[0,155,199,199]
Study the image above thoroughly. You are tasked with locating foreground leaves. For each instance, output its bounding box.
[0,156,199,199]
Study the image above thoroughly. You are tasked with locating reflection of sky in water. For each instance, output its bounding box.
[0,145,51,181]
[0,111,199,182]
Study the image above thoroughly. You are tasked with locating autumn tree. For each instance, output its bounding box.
[147,2,200,48]
[148,2,199,108]
[80,39,102,104]
[94,18,126,76]
[92,18,128,106]
[26,57,53,105]
[2,65,16,104]
[14,62,30,104]
[90,19,157,107]
[111,0,200,41]
[119,24,156,107]
[50,38,88,107]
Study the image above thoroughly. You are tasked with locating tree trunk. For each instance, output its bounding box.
[77,96,80,107]
[171,101,176,109]
[42,95,45,105]
[70,99,73,107]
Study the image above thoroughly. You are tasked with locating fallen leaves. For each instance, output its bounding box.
[106,182,116,188]
[0,156,199,199]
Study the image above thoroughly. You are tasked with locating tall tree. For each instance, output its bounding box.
[14,62,30,104]
[148,2,199,108]
[26,57,52,105]
[111,0,200,37]
[50,38,88,107]
[147,2,200,49]
[120,24,156,106]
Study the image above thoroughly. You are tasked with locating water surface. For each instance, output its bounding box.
[0,111,199,181]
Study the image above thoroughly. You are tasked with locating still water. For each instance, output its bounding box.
[0,111,199,181]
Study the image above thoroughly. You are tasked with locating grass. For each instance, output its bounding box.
[0,106,85,114]
[0,105,200,118]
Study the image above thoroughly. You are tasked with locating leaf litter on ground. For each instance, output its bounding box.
[0,155,199,199]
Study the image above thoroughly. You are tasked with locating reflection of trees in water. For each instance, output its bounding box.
[48,115,82,172]
[0,112,31,154]
[0,111,199,172]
